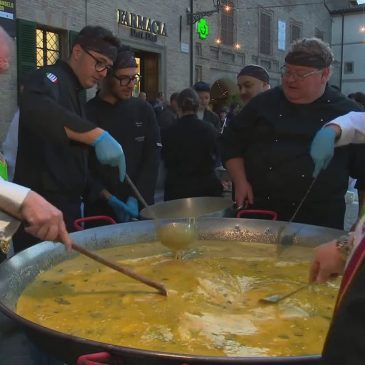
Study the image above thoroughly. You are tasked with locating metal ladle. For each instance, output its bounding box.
[259,284,310,304]
[125,175,196,252]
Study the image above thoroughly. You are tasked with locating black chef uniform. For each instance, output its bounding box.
[221,85,365,229]
[13,60,96,251]
[84,95,161,222]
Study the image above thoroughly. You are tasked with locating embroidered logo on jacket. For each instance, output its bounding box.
[46,72,58,83]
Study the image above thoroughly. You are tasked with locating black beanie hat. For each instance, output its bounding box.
[237,64,270,83]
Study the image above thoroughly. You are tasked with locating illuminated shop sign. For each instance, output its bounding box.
[0,0,15,37]
[117,9,167,42]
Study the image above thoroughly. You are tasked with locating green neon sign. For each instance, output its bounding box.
[197,18,209,40]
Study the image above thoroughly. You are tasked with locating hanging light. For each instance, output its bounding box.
[224,4,232,12]
[216,38,222,44]
[360,25,365,32]
[234,43,241,50]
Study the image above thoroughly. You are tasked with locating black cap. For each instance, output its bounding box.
[193,81,211,92]
[237,65,269,83]
[73,26,119,62]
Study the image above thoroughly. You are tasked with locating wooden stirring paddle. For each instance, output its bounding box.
[72,242,167,296]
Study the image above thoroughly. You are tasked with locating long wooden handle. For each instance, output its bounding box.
[72,242,167,296]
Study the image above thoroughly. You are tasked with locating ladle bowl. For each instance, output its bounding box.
[157,221,197,252]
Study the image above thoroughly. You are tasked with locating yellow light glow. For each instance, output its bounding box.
[235,43,241,49]
[224,5,231,12]
[360,25,365,33]
[215,38,222,44]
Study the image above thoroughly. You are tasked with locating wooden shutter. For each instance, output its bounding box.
[16,19,36,84]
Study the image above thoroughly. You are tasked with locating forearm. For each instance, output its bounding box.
[326,112,365,146]
[0,180,30,219]
[225,157,249,185]
[65,127,104,145]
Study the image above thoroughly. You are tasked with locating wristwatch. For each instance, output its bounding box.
[335,233,353,259]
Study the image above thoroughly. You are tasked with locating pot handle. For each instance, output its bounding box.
[76,351,124,364]
[74,216,117,231]
[236,209,278,221]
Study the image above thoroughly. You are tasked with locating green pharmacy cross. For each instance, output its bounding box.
[197,18,209,40]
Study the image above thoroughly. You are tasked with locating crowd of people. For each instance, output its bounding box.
[1,24,365,364]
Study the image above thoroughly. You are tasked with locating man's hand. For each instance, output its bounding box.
[309,240,346,283]
[310,127,337,178]
[92,131,126,182]
[107,195,139,223]
[234,180,254,209]
[19,191,73,251]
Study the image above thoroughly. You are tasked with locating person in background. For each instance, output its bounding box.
[85,46,161,224]
[138,91,147,101]
[161,88,222,200]
[221,37,365,229]
[157,92,179,132]
[218,106,229,131]
[13,25,126,252]
[2,75,29,181]
[308,113,365,364]
[152,91,165,116]
[193,81,221,132]
[348,92,365,108]
[237,64,271,105]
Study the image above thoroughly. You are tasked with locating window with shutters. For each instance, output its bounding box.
[36,28,61,68]
[220,1,234,46]
[260,12,272,55]
[290,23,302,44]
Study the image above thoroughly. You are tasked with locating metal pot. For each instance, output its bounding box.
[0,218,344,365]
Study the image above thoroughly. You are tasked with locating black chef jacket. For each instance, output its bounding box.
[221,85,365,229]
[162,114,223,201]
[13,60,96,250]
[84,95,161,222]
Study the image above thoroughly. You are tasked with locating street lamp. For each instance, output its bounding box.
[187,0,221,85]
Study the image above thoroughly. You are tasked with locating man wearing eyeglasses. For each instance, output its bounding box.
[84,46,161,224]
[221,37,365,229]
[12,26,127,252]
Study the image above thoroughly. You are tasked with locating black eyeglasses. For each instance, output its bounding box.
[113,74,141,86]
[82,47,112,72]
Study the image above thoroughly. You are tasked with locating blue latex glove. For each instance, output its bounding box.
[107,195,139,223]
[92,131,126,182]
[310,127,337,178]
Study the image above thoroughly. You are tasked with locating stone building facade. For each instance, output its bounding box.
[0,0,352,142]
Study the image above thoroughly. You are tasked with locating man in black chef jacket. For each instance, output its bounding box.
[85,46,161,224]
[221,37,365,229]
[13,26,126,251]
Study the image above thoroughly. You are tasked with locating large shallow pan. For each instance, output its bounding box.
[0,218,344,365]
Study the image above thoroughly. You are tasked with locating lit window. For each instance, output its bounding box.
[36,29,61,68]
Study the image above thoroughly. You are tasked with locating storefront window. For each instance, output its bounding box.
[36,29,60,68]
